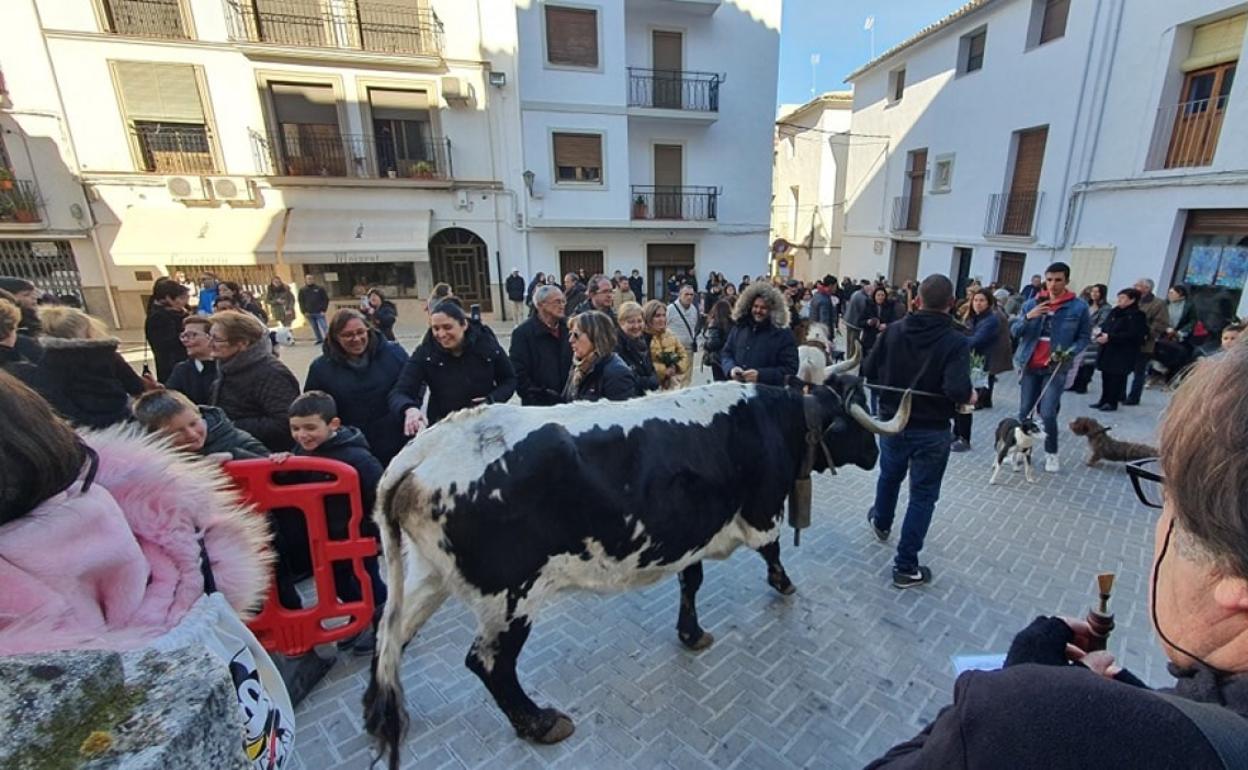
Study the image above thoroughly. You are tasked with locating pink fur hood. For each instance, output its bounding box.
[0,425,274,655]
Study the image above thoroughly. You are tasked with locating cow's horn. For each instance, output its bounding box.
[849,389,912,435]
[824,335,861,377]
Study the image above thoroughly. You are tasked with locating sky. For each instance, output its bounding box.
[776,0,969,107]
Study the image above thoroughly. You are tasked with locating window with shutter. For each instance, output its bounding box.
[114,62,213,173]
[962,29,987,73]
[103,0,186,39]
[545,6,599,68]
[553,132,603,183]
[889,68,906,102]
[1039,0,1069,45]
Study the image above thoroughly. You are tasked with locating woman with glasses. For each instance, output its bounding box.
[207,310,299,451]
[869,343,1248,769]
[304,309,409,465]
[165,316,218,405]
[615,301,659,393]
[389,300,515,437]
[563,310,638,402]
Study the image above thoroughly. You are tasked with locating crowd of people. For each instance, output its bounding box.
[3,261,1248,768]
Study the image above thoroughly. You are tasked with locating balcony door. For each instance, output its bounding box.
[369,88,434,178]
[903,148,926,231]
[270,82,344,176]
[653,31,683,109]
[654,144,683,219]
[1167,63,1236,168]
[1003,126,1047,236]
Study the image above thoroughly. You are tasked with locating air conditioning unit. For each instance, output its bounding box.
[205,176,254,203]
[166,176,207,201]
[441,76,470,105]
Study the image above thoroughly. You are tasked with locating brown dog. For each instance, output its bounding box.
[1068,416,1157,467]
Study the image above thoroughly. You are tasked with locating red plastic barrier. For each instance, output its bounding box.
[225,457,378,657]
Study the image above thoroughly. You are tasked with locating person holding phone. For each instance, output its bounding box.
[389,300,516,436]
[1011,262,1091,473]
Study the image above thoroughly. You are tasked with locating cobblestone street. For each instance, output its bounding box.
[290,367,1173,770]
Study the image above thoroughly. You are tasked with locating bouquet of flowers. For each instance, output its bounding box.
[969,352,989,389]
[657,350,683,369]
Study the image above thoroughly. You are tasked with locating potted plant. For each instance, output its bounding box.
[632,194,648,219]
[412,161,435,179]
[0,168,12,191]
[10,186,39,223]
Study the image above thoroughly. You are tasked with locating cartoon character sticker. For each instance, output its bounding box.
[230,650,293,769]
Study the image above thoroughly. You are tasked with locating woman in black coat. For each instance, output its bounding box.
[860,286,901,355]
[389,301,516,436]
[208,310,300,451]
[564,310,638,402]
[615,302,659,392]
[305,309,409,465]
[144,279,189,382]
[1092,288,1149,412]
[365,289,398,342]
[702,298,734,381]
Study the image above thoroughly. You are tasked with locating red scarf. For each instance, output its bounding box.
[1026,289,1075,370]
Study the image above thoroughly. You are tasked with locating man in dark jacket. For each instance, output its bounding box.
[145,279,190,382]
[509,284,572,405]
[0,277,42,338]
[629,269,644,303]
[563,272,587,312]
[505,269,526,323]
[721,282,799,385]
[572,275,616,320]
[297,275,330,344]
[863,274,972,589]
[809,274,838,331]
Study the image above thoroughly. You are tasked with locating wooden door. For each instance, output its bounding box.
[905,149,926,230]
[1167,63,1236,168]
[429,228,492,311]
[1004,127,1047,235]
[647,243,695,302]
[652,31,683,109]
[559,250,604,279]
[654,144,683,219]
[995,251,1026,292]
[890,241,920,286]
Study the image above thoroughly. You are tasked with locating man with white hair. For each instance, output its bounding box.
[1126,277,1169,405]
[509,284,572,406]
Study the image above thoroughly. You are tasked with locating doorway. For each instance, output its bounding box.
[647,243,695,303]
[952,247,973,299]
[890,240,920,286]
[995,250,1027,292]
[652,30,683,109]
[558,250,604,280]
[654,144,683,219]
[429,227,491,311]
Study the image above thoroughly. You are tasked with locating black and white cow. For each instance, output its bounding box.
[363,374,910,767]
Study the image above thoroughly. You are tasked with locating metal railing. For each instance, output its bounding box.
[627,68,721,112]
[890,195,921,232]
[103,0,188,39]
[630,185,719,221]
[985,191,1043,237]
[132,124,217,174]
[251,129,453,179]
[0,179,42,225]
[1146,97,1229,170]
[224,0,444,56]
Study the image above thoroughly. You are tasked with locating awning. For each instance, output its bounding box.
[110,206,286,266]
[279,208,431,264]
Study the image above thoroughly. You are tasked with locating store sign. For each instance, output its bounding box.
[333,253,382,264]
[31,242,59,257]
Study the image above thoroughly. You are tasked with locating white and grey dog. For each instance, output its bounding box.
[989,417,1046,484]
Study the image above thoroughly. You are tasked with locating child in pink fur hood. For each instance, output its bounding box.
[0,373,273,653]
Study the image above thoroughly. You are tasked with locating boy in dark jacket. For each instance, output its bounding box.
[133,389,268,460]
[279,391,387,655]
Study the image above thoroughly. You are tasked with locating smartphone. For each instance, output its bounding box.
[471,303,482,323]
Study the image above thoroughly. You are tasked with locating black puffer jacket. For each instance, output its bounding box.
[210,342,300,451]
[862,310,972,430]
[144,305,188,382]
[509,315,572,406]
[568,353,638,402]
[199,405,268,459]
[616,331,659,392]
[1097,304,1149,375]
[304,330,409,464]
[20,337,133,428]
[388,325,516,425]
[720,282,799,386]
[166,358,218,406]
[370,301,398,341]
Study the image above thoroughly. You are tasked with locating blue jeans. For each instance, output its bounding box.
[869,428,953,572]
[306,312,328,343]
[1018,369,1063,453]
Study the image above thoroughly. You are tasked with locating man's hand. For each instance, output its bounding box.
[730,367,746,382]
[1096,333,1109,345]
[968,389,979,406]
[205,452,234,464]
[141,373,161,392]
[743,369,760,383]
[1025,301,1051,320]
[403,407,427,437]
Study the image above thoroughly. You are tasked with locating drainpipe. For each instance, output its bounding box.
[1049,0,1106,251]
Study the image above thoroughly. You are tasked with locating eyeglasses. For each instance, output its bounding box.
[179,330,207,340]
[1125,457,1164,509]
[209,335,230,345]
[569,330,583,340]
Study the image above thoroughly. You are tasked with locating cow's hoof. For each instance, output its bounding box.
[535,710,575,744]
[679,630,715,651]
[768,572,797,596]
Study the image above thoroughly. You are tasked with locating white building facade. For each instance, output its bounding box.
[771,91,852,283]
[515,0,781,298]
[840,0,1248,326]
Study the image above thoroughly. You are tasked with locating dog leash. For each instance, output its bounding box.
[1024,366,1066,422]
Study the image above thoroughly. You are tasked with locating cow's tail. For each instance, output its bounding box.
[363,473,418,770]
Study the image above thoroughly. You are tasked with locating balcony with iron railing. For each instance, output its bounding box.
[890,195,921,233]
[224,0,444,58]
[132,124,217,174]
[0,179,43,226]
[103,0,188,39]
[250,129,453,180]
[627,68,721,115]
[1146,97,1230,170]
[630,185,718,222]
[985,191,1043,238]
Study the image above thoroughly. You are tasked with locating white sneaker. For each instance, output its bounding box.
[1044,454,1060,473]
